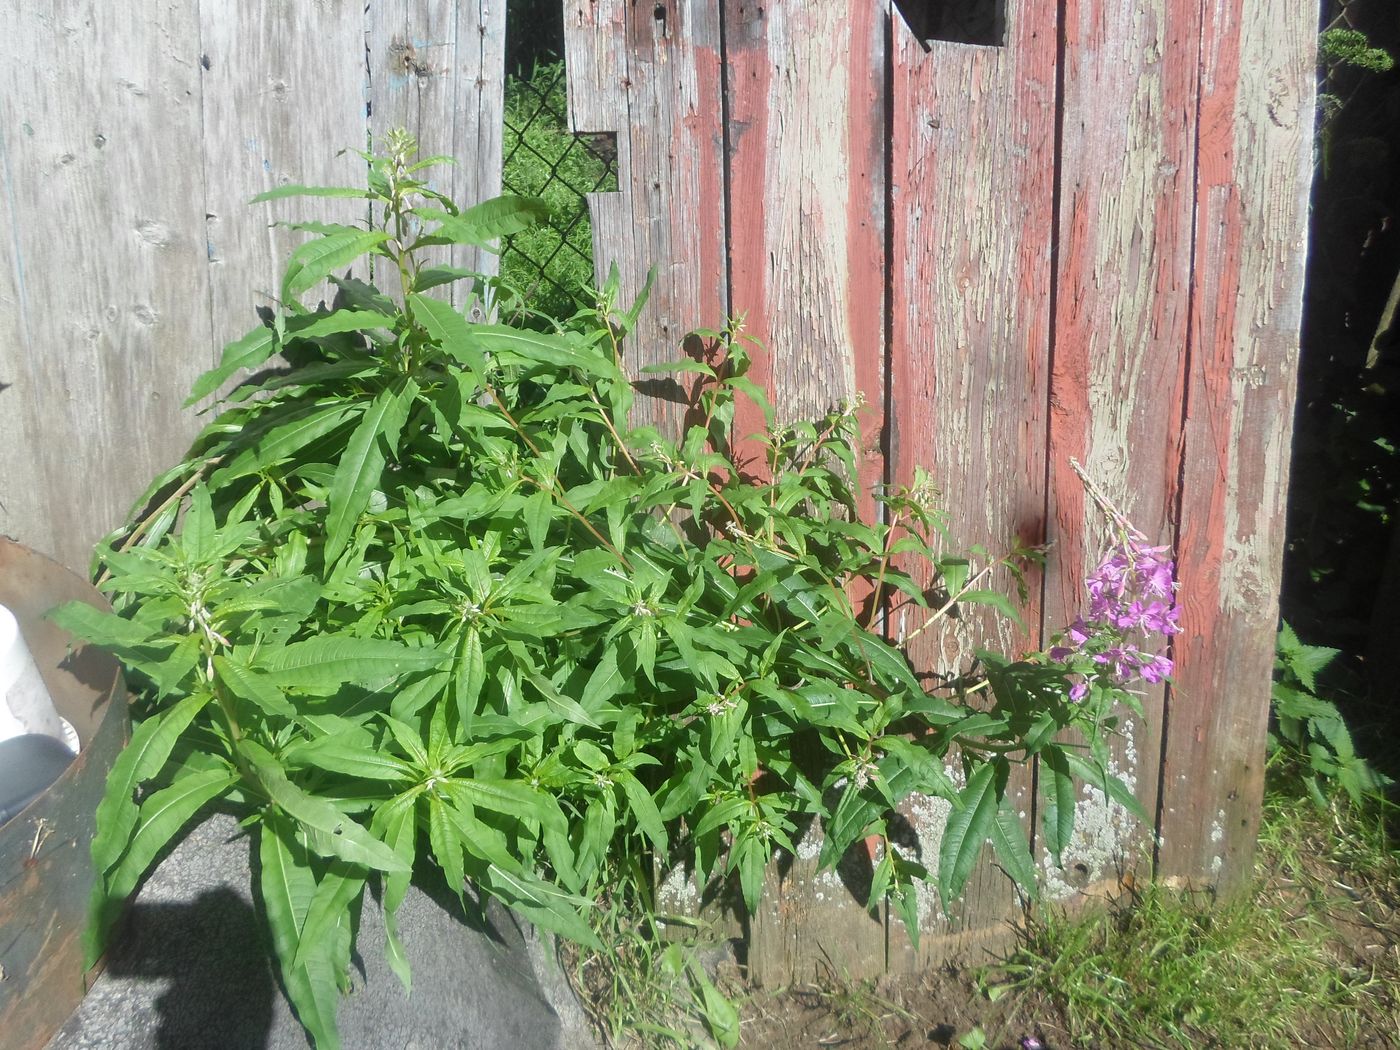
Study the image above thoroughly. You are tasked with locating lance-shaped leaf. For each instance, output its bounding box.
[260,811,342,1050]
[1039,745,1077,866]
[260,635,445,691]
[88,690,215,886]
[409,293,485,378]
[989,798,1038,897]
[282,229,391,301]
[323,382,416,565]
[252,184,379,203]
[97,767,237,932]
[242,741,410,873]
[48,600,161,655]
[214,655,298,721]
[413,194,547,247]
[370,793,419,992]
[212,400,357,484]
[937,760,1003,911]
[186,324,277,405]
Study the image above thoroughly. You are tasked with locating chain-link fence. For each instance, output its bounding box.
[500,4,617,321]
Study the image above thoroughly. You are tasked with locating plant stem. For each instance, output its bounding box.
[902,562,998,645]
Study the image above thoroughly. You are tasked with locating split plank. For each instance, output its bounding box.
[887,0,1057,967]
[722,0,890,985]
[0,1,211,572]
[1041,0,1201,900]
[1158,0,1316,893]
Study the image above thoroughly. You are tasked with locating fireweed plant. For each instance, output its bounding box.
[55,135,1150,1049]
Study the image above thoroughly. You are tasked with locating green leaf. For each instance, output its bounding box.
[289,309,399,342]
[481,863,601,950]
[215,655,298,720]
[213,401,357,483]
[293,860,367,970]
[1060,751,1148,823]
[89,690,215,886]
[243,742,411,873]
[957,589,1025,629]
[989,800,1037,896]
[49,600,159,652]
[285,736,416,782]
[469,325,621,380]
[416,195,548,246]
[525,671,601,728]
[428,795,467,908]
[186,324,277,405]
[614,769,668,852]
[261,636,445,690]
[938,762,1001,910]
[408,293,486,378]
[1039,746,1076,866]
[324,383,416,565]
[252,184,378,202]
[449,776,565,832]
[104,768,236,903]
[259,811,342,1050]
[371,794,419,992]
[282,229,391,301]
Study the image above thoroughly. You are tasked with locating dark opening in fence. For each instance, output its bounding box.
[501,2,617,319]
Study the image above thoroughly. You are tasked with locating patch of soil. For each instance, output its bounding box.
[735,957,1067,1050]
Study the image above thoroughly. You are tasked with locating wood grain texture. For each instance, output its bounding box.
[723,0,886,479]
[1158,0,1315,894]
[198,0,368,351]
[722,0,890,984]
[886,0,1057,966]
[563,0,727,434]
[368,0,506,283]
[1041,0,1199,900]
[0,1,212,572]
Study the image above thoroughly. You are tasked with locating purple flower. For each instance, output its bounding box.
[1021,1037,1046,1050]
[1049,526,1182,698]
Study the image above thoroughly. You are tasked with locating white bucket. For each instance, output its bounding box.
[0,604,79,753]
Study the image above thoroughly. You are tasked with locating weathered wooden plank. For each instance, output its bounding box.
[723,0,886,481]
[0,1,212,572]
[198,0,368,352]
[887,0,1057,967]
[1040,0,1200,901]
[367,0,505,283]
[1158,0,1315,893]
[722,0,889,985]
[563,0,727,434]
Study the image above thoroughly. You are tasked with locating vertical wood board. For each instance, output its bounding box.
[564,0,727,434]
[722,1,889,984]
[198,0,368,353]
[1158,0,1315,892]
[723,0,887,480]
[1041,0,1200,899]
[0,1,212,572]
[368,0,506,283]
[887,0,1057,966]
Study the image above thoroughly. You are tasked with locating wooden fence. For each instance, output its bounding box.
[1,0,1315,982]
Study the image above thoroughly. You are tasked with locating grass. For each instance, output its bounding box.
[985,778,1400,1049]
[571,770,1400,1049]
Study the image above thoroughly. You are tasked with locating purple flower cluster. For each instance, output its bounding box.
[1050,536,1182,700]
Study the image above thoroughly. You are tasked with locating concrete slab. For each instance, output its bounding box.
[44,813,598,1050]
